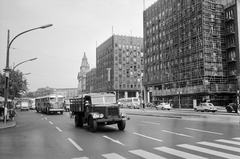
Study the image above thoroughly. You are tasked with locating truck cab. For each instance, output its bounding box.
[70,93,129,132]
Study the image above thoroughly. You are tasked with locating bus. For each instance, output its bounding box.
[35,94,64,115]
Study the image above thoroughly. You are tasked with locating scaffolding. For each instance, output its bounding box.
[144,0,238,107]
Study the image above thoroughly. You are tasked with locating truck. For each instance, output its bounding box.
[70,93,129,132]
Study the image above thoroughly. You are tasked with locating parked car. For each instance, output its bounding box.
[225,103,238,113]
[194,103,217,112]
[156,103,171,110]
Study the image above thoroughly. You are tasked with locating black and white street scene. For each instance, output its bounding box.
[1,0,240,159]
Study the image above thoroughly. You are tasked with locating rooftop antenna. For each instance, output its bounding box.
[143,0,145,10]
[112,26,113,36]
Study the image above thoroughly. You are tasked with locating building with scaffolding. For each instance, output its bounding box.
[143,0,240,108]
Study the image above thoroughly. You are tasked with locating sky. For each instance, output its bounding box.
[0,0,156,92]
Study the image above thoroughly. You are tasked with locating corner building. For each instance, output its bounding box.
[143,0,239,108]
[96,35,144,100]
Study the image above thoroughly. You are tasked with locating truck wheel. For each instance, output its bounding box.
[60,111,63,115]
[75,114,83,127]
[227,108,232,113]
[89,116,97,132]
[118,120,126,131]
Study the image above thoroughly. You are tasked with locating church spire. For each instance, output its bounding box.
[80,52,90,70]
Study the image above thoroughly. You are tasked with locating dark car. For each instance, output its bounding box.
[226,103,238,113]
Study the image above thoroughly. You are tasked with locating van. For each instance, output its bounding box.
[118,97,140,109]
[21,102,29,111]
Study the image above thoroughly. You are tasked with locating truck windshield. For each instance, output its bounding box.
[91,96,116,104]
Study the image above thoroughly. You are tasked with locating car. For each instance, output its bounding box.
[194,103,217,112]
[21,102,29,111]
[156,103,171,110]
[226,103,238,113]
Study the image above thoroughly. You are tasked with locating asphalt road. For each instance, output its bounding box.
[0,109,240,159]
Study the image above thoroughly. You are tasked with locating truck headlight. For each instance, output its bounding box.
[92,113,104,119]
[121,112,126,118]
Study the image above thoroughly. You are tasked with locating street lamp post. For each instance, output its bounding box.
[13,58,37,71]
[166,72,181,109]
[3,24,52,123]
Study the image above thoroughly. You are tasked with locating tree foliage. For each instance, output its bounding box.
[0,70,28,99]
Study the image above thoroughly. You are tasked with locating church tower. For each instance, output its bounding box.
[77,53,90,95]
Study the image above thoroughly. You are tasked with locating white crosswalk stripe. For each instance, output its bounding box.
[154,146,208,159]
[102,153,127,159]
[178,144,240,159]
[216,139,240,146]
[129,149,166,159]
[233,137,240,140]
[198,141,240,152]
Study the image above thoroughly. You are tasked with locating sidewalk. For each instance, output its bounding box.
[0,119,17,130]
[122,107,240,124]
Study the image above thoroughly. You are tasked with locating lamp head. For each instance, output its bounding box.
[39,24,53,29]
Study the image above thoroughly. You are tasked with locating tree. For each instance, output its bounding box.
[0,70,28,99]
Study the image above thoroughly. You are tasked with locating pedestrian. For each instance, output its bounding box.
[10,109,16,120]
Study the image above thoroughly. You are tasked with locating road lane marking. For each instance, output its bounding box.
[155,146,207,159]
[102,153,127,159]
[198,141,240,152]
[178,144,240,159]
[71,157,89,159]
[68,138,83,151]
[142,121,161,125]
[42,118,43,120]
[103,136,125,146]
[133,132,162,142]
[130,149,166,159]
[216,139,240,146]
[49,121,53,124]
[162,130,193,138]
[44,117,47,120]
[186,127,223,135]
[56,127,62,132]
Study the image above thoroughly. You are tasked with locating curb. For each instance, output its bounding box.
[0,121,17,130]
[126,112,206,119]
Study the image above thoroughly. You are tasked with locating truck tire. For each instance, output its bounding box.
[118,120,126,131]
[75,114,83,127]
[89,116,97,132]
[226,107,232,113]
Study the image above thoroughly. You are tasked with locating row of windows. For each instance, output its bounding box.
[116,84,141,89]
[116,43,142,50]
[115,50,144,57]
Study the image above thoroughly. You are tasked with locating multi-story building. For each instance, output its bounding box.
[86,68,96,93]
[143,0,239,108]
[54,88,78,98]
[95,35,144,100]
[225,0,240,94]
[77,53,90,95]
